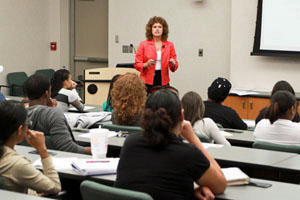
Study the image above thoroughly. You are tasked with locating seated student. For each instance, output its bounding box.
[181,91,231,146]
[51,69,84,112]
[110,73,147,126]
[254,91,300,145]
[115,89,227,200]
[255,80,300,125]
[0,101,61,195]
[204,77,247,130]
[24,74,91,154]
[102,74,120,112]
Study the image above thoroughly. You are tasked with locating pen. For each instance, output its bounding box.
[86,160,110,163]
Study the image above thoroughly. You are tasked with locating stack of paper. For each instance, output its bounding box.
[71,158,119,176]
[222,167,249,186]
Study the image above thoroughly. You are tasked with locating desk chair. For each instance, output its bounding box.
[6,72,28,96]
[35,69,55,80]
[195,133,210,143]
[102,124,143,134]
[80,180,153,200]
[216,123,223,128]
[253,141,300,154]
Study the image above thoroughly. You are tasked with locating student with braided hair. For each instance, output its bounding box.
[254,90,300,145]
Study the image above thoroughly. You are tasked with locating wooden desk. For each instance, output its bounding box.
[0,189,53,200]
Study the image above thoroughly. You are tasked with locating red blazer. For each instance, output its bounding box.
[134,40,178,86]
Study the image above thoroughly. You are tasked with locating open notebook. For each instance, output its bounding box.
[221,167,249,186]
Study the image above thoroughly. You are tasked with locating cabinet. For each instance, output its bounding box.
[223,96,270,120]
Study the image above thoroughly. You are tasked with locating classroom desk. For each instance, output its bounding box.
[223,129,255,147]
[0,189,54,200]
[12,146,300,200]
[68,104,102,113]
[216,178,300,200]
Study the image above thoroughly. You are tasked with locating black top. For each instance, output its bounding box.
[255,107,300,124]
[204,101,248,130]
[115,133,210,200]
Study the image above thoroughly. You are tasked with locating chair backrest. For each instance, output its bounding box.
[253,140,300,154]
[35,69,55,80]
[195,133,210,143]
[216,123,223,128]
[80,180,153,200]
[6,72,28,96]
[102,124,143,134]
[0,177,6,190]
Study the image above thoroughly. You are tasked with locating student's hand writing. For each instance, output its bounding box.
[194,186,215,200]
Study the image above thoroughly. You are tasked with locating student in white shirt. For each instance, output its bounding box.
[181,91,231,146]
[50,69,84,112]
[254,90,300,145]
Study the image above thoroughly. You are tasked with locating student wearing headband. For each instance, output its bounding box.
[204,77,247,130]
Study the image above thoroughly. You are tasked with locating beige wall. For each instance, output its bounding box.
[0,0,69,95]
[108,0,232,98]
[230,0,300,91]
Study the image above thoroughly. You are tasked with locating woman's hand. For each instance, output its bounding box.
[194,186,215,200]
[181,120,197,142]
[169,58,176,69]
[25,130,49,159]
[144,59,155,69]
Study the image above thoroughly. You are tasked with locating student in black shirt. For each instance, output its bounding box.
[204,77,247,130]
[115,89,226,200]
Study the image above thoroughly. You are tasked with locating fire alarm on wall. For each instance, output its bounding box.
[50,42,57,51]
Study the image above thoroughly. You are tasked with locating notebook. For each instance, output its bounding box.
[71,158,119,176]
[221,167,249,186]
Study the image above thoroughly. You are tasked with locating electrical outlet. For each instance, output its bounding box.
[198,49,203,57]
[122,45,129,53]
[115,35,119,43]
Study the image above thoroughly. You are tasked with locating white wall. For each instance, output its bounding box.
[0,0,69,94]
[230,0,300,91]
[109,0,232,98]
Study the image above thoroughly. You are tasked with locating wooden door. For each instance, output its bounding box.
[223,96,248,119]
[247,97,270,120]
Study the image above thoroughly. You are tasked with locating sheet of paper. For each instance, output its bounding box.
[78,131,118,139]
[221,131,233,137]
[33,157,78,170]
[243,119,255,128]
[202,143,224,149]
[68,105,95,111]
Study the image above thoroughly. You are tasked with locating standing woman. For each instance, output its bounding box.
[135,16,179,93]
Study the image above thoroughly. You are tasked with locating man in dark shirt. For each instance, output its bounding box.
[204,77,247,130]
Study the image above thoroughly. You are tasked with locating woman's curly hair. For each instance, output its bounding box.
[145,16,169,41]
[111,73,147,125]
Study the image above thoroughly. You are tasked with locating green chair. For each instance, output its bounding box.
[7,72,28,96]
[0,177,6,189]
[195,133,210,143]
[252,140,300,154]
[35,69,55,80]
[18,135,56,150]
[216,123,223,128]
[102,124,143,134]
[80,180,153,200]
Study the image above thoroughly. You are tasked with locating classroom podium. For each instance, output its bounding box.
[84,68,139,106]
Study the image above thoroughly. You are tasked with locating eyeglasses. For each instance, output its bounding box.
[149,85,179,96]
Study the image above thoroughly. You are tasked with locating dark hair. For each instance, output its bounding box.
[0,101,27,158]
[207,77,231,103]
[266,91,296,124]
[181,91,205,126]
[145,16,169,41]
[24,74,50,100]
[140,89,181,146]
[105,74,121,111]
[271,80,295,96]
[50,69,71,97]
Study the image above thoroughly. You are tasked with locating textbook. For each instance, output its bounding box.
[221,167,249,186]
[71,158,119,176]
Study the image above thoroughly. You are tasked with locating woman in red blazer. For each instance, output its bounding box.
[134,16,179,93]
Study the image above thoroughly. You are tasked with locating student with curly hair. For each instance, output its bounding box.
[115,89,226,199]
[134,16,178,93]
[110,73,147,126]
